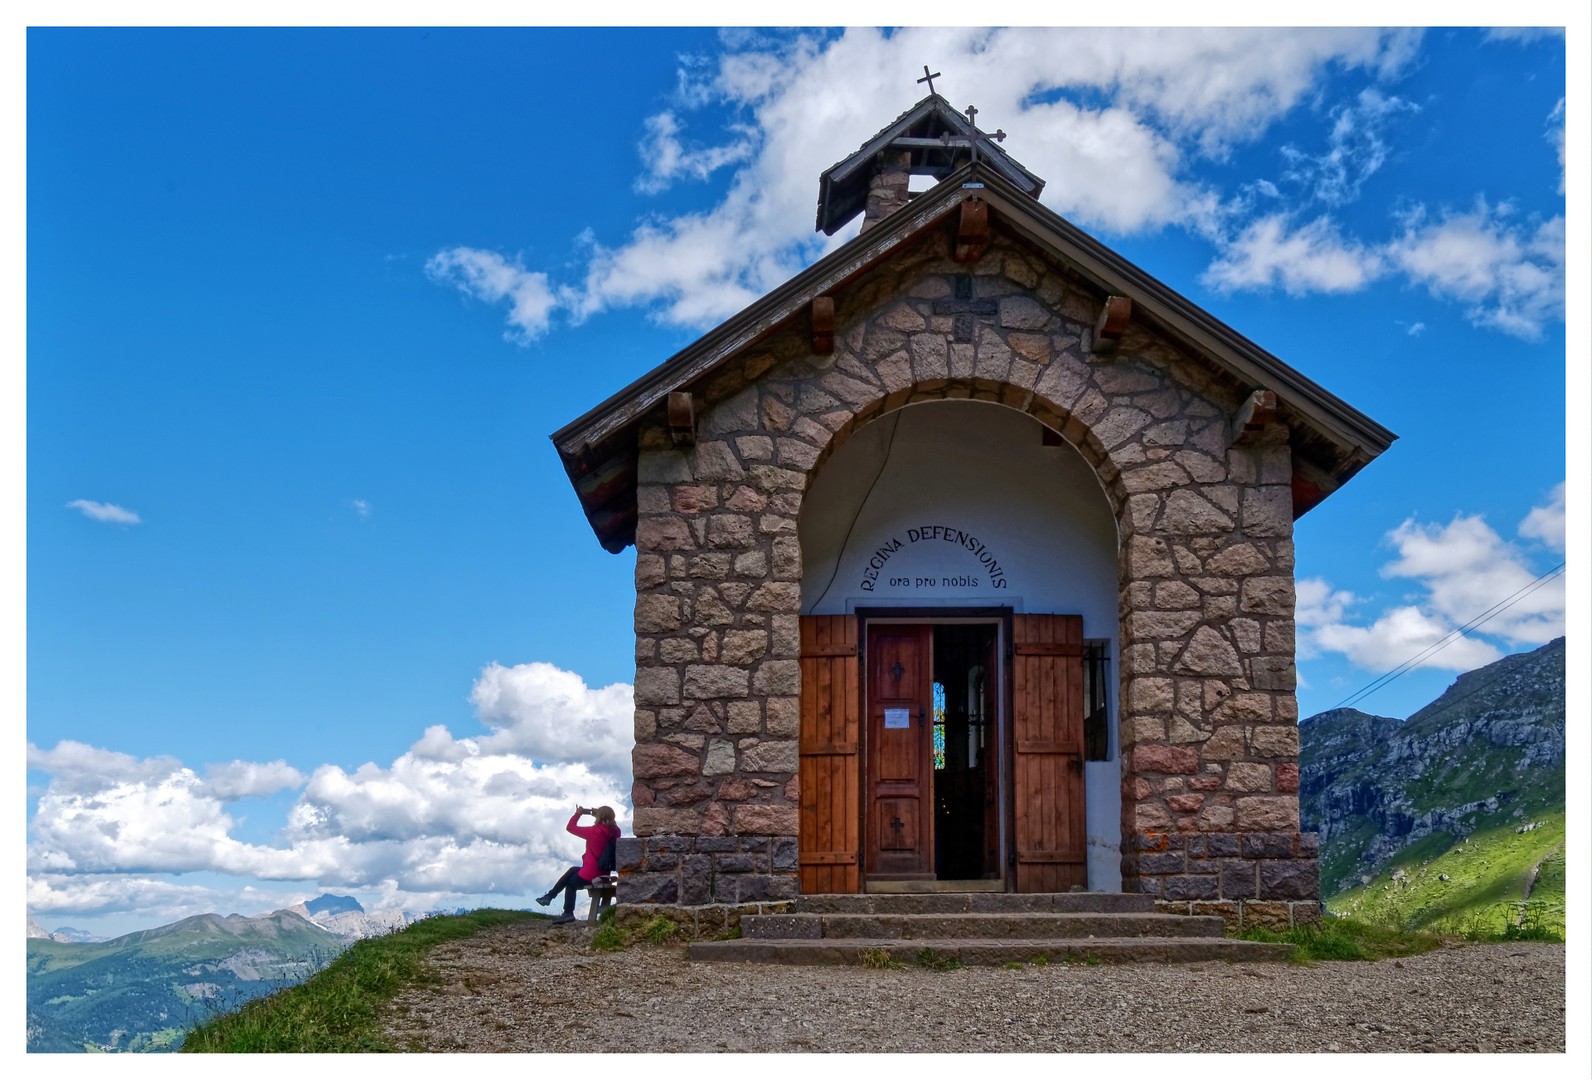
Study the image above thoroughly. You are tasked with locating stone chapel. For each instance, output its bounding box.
[552,94,1394,931]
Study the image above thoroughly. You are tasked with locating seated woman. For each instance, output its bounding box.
[537,805,621,925]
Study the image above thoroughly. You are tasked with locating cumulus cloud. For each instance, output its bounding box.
[1387,203,1565,339]
[66,499,141,525]
[466,661,634,783]
[27,662,637,924]
[26,754,291,876]
[1312,604,1503,673]
[200,759,306,801]
[1203,214,1383,295]
[1208,199,1564,340]
[425,246,559,344]
[1295,576,1356,631]
[352,498,372,518]
[425,27,1419,343]
[1519,482,1565,552]
[28,740,183,793]
[1300,487,1568,673]
[1381,514,1563,645]
[26,873,253,922]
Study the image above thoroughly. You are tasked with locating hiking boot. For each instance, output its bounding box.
[550,913,576,925]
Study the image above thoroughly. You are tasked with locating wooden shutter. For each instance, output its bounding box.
[1011,614,1087,892]
[798,614,861,893]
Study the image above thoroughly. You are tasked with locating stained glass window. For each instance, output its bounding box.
[932,681,946,770]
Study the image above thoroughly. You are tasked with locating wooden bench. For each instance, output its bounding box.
[584,875,617,922]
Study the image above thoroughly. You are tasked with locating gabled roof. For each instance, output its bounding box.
[815,94,1045,235]
[552,161,1396,554]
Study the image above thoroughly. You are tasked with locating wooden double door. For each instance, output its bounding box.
[798,613,1087,893]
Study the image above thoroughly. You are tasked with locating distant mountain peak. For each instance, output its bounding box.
[303,894,364,917]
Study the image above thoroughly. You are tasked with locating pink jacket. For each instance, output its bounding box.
[568,812,621,882]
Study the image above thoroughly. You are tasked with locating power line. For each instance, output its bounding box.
[1329,561,1566,712]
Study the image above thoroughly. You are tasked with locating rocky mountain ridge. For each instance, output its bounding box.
[1301,637,1566,894]
[27,892,420,947]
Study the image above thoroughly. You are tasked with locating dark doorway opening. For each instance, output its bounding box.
[931,624,999,880]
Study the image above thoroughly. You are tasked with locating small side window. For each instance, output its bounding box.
[1083,641,1111,761]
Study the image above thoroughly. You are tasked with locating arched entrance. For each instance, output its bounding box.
[796,400,1120,892]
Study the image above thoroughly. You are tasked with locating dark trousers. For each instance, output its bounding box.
[547,865,590,914]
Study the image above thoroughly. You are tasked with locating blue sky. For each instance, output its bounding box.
[22,22,1585,938]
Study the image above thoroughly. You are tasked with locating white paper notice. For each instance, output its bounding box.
[884,708,911,729]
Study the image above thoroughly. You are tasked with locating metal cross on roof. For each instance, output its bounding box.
[962,103,1007,144]
[918,65,941,96]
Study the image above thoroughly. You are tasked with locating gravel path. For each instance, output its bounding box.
[379,920,1565,1054]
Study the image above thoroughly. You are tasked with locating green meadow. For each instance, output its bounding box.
[1327,813,1565,940]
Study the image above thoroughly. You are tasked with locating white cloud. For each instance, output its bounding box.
[1280,87,1417,206]
[1483,28,1566,43]
[466,661,633,783]
[1382,514,1563,645]
[1387,204,1564,339]
[65,499,141,525]
[1519,482,1565,552]
[26,755,288,876]
[1547,97,1565,195]
[27,740,182,792]
[426,27,1420,340]
[1311,604,1503,673]
[27,662,637,923]
[635,111,757,194]
[1203,214,1383,295]
[352,498,372,518]
[1301,488,1568,674]
[1207,200,1564,340]
[1296,576,1357,628]
[200,759,306,801]
[425,246,559,344]
[26,873,245,923]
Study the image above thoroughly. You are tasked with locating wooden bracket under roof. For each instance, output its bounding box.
[1231,389,1280,445]
[954,197,989,263]
[667,391,696,447]
[811,296,835,354]
[1091,295,1132,354]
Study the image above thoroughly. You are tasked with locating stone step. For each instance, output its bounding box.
[743,911,1225,940]
[865,878,1003,893]
[790,891,1159,916]
[689,936,1294,966]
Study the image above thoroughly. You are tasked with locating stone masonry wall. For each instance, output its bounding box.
[622,226,1317,927]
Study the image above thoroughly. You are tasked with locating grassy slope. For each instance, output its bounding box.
[28,913,347,1053]
[1328,812,1565,938]
[182,908,540,1053]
